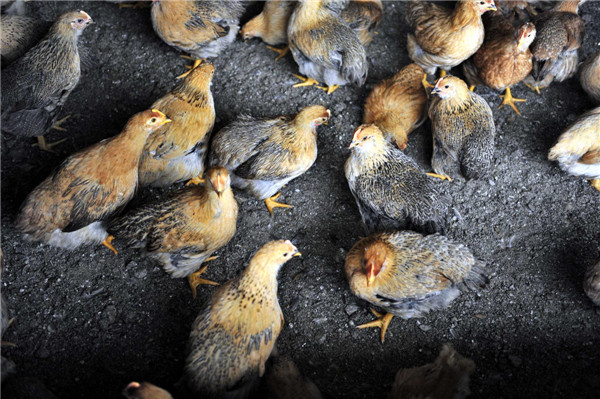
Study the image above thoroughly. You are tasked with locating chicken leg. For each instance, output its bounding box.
[189,262,220,299]
[499,87,526,115]
[426,172,452,181]
[590,179,600,192]
[102,235,118,255]
[266,45,289,61]
[357,309,394,343]
[33,115,71,152]
[292,74,320,88]
[264,192,292,215]
[317,84,340,95]
[178,56,204,79]
[186,175,206,186]
[524,81,541,95]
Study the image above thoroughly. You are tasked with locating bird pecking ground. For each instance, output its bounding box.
[1,1,599,398]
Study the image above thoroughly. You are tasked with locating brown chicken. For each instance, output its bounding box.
[209,105,330,215]
[345,231,488,343]
[240,0,295,60]
[265,356,324,399]
[338,0,383,47]
[387,344,476,399]
[0,14,48,66]
[122,381,173,399]
[580,50,600,105]
[406,0,497,89]
[108,167,238,297]
[429,76,496,180]
[463,15,536,115]
[584,260,600,307]
[138,62,215,187]
[15,109,171,253]
[548,107,600,192]
[185,240,300,397]
[363,63,428,150]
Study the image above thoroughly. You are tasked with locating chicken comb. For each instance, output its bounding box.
[150,109,167,119]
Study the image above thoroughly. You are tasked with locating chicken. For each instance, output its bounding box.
[123,381,173,399]
[525,0,585,93]
[338,0,383,47]
[387,344,476,399]
[265,356,324,399]
[209,105,330,215]
[240,0,295,60]
[584,260,600,306]
[406,0,497,89]
[138,62,215,187]
[288,0,368,94]
[363,63,428,150]
[345,124,448,234]
[1,10,93,151]
[15,109,171,254]
[428,76,496,180]
[108,167,238,298]
[184,240,301,397]
[0,14,48,66]
[497,0,538,21]
[548,107,600,192]
[580,51,600,105]
[345,230,488,342]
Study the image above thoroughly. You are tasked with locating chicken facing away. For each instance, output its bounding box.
[580,50,600,105]
[548,107,600,192]
[584,260,600,307]
[0,14,48,66]
[345,231,488,343]
[16,109,171,253]
[240,0,295,60]
[122,381,173,399]
[185,240,300,398]
[337,0,383,47]
[209,105,330,215]
[1,10,93,152]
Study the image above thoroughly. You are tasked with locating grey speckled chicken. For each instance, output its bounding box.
[1,10,93,152]
[0,14,48,66]
[429,76,496,180]
[580,50,600,105]
[584,260,600,307]
[345,124,448,234]
[288,0,368,94]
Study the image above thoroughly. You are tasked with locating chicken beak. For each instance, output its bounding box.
[348,140,359,149]
[293,252,302,257]
[366,265,376,287]
[160,118,172,125]
[488,2,497,11]
[431,87,441,95]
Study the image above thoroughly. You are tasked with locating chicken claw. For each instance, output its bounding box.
[523,81,541,95]
[102,235,118,255]
[317,84,339,95]
[469,85,476,92]
[426,172,452,181]
[177,56,204,79]
[189,263,219,299]
[590,179,600,192]
[33,136,67,153]
[51,115,71,132]
[264,193,292,215]
[357,309,394,343]
[292,74,320,88]
[422,73,435,90]
[439,70,447,78]
[499,87,526,115]
[186,176,206,186]
[266,45,289,61]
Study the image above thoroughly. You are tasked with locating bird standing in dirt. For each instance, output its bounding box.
[240,0,295,60]
[209,105,330,215]
[15,109,171,253]
[580,50,600,105]
[345,230,488,342]
[108,167,238,298]
[1,10,93,152]
[345,124,448,233]
[139,62,216,187]
[428,76,496,180]
[0,14,48,66]
[185,240,301,398]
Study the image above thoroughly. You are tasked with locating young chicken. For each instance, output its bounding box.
[209,105,330,215]
[0,14,48,66]
[526,0,585,93]
[288,0,368,94]
[584,260,600,307]
[240,0,295,60]
[428,76,496,180]
[387,344,476,399]
[151,0,245,60]
[108,167,238,298]
[338,0,383,47]
[406,0,497,89]
[463,18,536,115]
[138,62,216,187]
[345,124,448,234]
[15,109,171,253]
[184,240,301,397]
[345,231,488,343]
[265,356,324,399]
[122,381,173,399]
[580,51,600,105]
[548,107,600,192]
[363,63,428,150]
[1,10,93,151]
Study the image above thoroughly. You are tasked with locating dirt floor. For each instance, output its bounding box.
[1,1,600,398]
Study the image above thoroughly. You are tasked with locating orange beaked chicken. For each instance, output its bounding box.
[345,231,488,343]
[15,109,171,253]
[185,240,301,397]
[139,62,216,187]
[363,63,428,150]
[240,0,295,60]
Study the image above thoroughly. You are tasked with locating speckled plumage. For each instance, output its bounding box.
[139,63,215,187]
[151,0,244,59]
[0,14,48,66]
[184,240,300,397]
[265,356,324,399]
[580,51,600,105]
[429,76,496,179]
[345,124,448,234]
[338,0,383,47]
[240,0,294,46]
[108,167,238,279]
[209,105,330,200]
[288,0,368,88]
[584,260,600,307]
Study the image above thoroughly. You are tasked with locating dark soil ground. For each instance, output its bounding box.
[1,1,599,398]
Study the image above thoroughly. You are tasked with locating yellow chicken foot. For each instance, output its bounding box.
[264,193,292,216]
[469,85,476,92]
[33,136,67,153]
[102,235,118,255]
[426,172,452,181]
[422,73,435,90]
[186,176,206,186]
[499,87,526,115]
[439,70,447,77]
[590,179,600,192]
[266,45,289,61]
[189,263,220,299]
[51,115,71,131]
[292,74,320,88]
[523,81,541,95]
[317,84,340,95]
[177,56,204,79]
[357,309,394,343]
[119,1,151,8]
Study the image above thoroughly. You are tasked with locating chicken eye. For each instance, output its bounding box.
[444,85,449,89]
[283,253,288,257]
[77,18,84,24]
[479,1,484,4]
[150,117,157,124]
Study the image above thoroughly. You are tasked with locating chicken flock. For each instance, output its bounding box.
[0,0,599,398]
